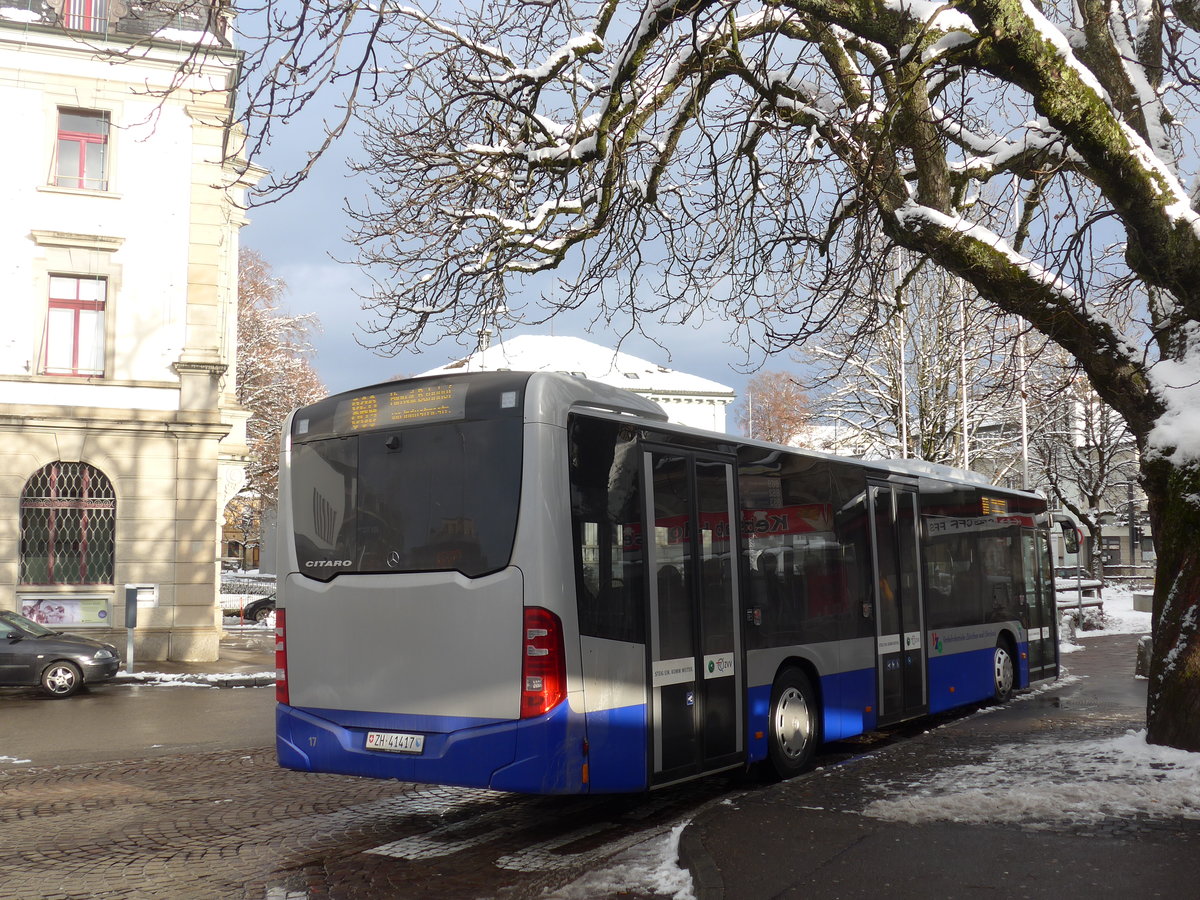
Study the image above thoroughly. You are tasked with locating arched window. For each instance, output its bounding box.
[20,462,115,585]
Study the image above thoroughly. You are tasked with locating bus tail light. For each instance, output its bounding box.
[521,606,566,718]
[275,608,289,705]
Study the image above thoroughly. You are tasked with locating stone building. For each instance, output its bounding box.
[0,1,256,660]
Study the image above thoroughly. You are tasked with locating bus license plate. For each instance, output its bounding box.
[365,731,425,754]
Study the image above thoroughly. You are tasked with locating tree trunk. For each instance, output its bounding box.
[1086,524,1103,577]
[1143,456,1200,751]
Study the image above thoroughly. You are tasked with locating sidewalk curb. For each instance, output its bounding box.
[680,816,725,900]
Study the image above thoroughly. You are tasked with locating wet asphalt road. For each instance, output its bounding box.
[0,680,275,765]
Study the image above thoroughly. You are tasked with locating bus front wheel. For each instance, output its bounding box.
[767,667,819,779]
[993,639,1015,702]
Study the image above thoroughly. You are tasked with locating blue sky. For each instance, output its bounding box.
[238,145,763,405]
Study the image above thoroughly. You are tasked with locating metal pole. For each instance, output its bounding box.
[1018,333,1030,489]
[1010,175,1029,487]
[898,304,909,458]
[959,283,970,469]
[1128,480,1136,576]
[895,252,909,459]
[124,584,136,674]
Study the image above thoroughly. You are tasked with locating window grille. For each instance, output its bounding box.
[20,462,116,585]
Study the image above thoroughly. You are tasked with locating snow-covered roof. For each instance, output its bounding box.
[420,334,735,399]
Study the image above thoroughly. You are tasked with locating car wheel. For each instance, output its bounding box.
[252,602,274,623]
[41,660,83,698]
[767,667,819,779]
[993,639,1015,702]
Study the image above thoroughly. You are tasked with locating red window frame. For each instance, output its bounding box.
[43,276,106,378]
[55,110,109,190]
[62,0,108,33]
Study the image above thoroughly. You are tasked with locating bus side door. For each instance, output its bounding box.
[870,482,929,723]
[643,448,744,786]
[1023,527,1059,681]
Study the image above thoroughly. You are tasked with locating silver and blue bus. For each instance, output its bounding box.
[274,372,1059,794]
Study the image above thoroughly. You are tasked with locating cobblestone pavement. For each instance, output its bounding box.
[0,744,730,900]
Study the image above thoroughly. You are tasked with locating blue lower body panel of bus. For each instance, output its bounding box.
[926,644,1029,713]
[276,702,590,794]
[578,703,648,793]
[744,667,878,765]
[1017,642,1031,685]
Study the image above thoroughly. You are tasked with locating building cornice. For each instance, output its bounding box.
[635,388,737,402]
[30,229,124,251]
[0,405,231,438]
[2,373,174,389]
[172,359,229,378]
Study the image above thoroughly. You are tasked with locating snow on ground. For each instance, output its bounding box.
[1067,582,1153,637]
[112,671,265,687]
[863,728,1200,828]
[545,822,695,900]
[1058,582,1150,653]
[863,583,1200,830]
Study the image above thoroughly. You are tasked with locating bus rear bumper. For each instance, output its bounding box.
[276,702,589,794]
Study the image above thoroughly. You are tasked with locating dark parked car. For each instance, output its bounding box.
[0,610,120,698]
[218,591,276,623]
[244,594,276,624]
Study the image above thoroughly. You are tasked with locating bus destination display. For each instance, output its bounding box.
[334,383,467,433]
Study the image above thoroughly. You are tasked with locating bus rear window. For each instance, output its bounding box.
[291,418,523,579]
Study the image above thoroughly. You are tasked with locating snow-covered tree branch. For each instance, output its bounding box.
[236,249,326,506]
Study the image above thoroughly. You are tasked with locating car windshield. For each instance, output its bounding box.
[0,610,56,637]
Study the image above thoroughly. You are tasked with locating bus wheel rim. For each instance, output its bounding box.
[995,647,1014,695]
[775,686,811,759]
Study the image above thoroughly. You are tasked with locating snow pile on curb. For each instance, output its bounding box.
[115,671,275,687]
[546,822,695,900]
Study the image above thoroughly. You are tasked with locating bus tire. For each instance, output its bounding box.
[992,638,1015,703]
[767,667,819,779]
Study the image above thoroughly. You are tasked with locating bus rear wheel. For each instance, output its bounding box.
[993,639,1015,702]
[767,667,819,779]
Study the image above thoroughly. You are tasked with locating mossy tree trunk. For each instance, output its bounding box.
[1144,457,1200,751]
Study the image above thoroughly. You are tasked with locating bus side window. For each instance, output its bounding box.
[569,416,646,645]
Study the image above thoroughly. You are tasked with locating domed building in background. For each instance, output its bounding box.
[421,334,736,433]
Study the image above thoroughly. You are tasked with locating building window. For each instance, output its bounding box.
[43,276,107,377]
[20,462,116,585]
[55,109,109,190]
[62,0,108,33]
